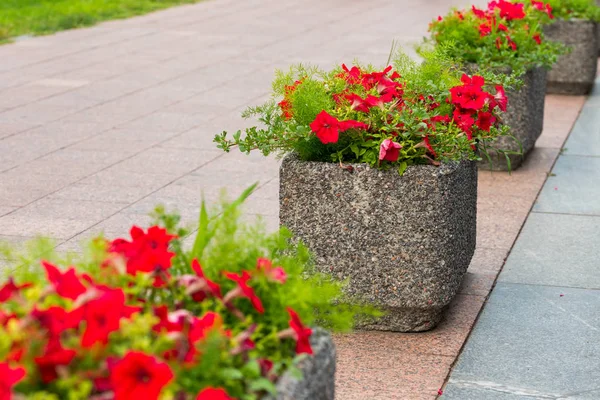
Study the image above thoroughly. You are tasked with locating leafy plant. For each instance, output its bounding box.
[214,47,511,174]
[544,0,600,21]
[427,0,567,75]
[0,188,373,400]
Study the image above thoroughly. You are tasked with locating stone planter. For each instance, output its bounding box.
[477,67,547,171]
[545,19,598,95]
[267,328,336,400]
[279,154,477,332]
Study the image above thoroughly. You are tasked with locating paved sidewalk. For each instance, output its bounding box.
[0,0,590,399]
[442,81,600,399]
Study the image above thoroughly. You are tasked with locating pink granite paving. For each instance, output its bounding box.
[0,0,587,398]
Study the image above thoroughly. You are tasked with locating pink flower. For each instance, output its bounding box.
[494,85,508,112]
[379,139,402,162]
[256,258,287,284]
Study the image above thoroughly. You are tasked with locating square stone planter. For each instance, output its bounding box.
[279,154,477,332]
[478,67,547,171]
[545,19,598,95]
[267,328,336,400]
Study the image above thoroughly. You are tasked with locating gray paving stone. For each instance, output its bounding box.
[443,383,536,399]
[534,155,600,215]
[563,107,600,157]
[499,213,600,289]
[114,147,221,175]
[450,282,600,397]
[47,183,153,204]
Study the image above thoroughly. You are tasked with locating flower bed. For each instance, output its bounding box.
[0,192,360,399]
[428,0,564,169]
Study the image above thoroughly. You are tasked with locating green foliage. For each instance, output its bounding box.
[0,0,205,42]
[545,0,600,21]
[428,2,567,73]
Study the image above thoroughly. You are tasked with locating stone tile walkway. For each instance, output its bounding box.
[442,81,600,399]
[0,0,591,399]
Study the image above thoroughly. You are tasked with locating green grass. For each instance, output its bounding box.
[0,0,203,42]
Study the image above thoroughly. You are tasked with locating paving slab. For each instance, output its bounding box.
[499,213,600,289]
[562,106,600,156]
[446,282,600,399]
[534,155,600,215]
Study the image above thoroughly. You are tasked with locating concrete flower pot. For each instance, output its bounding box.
[269,328,336,400]
[279,154,477,332]
[545,19,598,95]
[478,67,547,171]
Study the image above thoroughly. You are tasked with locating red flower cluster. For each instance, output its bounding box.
[449,75,506,146]
[0,225,314,400]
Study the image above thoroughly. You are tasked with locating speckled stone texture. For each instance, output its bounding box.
[478,67,547,171]
[279,154,478,332]
[545,19,598,95]
[269,328,336,400]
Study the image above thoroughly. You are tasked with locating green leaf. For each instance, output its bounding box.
[249,378,277,394]
[397,161,408,176]
[220,368,244,380]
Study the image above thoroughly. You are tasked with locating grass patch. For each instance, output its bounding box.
[0,0,203,42]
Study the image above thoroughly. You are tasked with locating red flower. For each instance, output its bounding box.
[532,1,554,18]
[345,93,370,113]
[34,338,77,383]
[476,112,497,132]
[0,362,25,400]
[110,351,173,400]
[185,312,223,362]
[287,308,313,355]
[0,278,31,303]
[461,74,485,88]
[78,287,139,348]
[196,387,234,400]
[278,99,293,120]
[495,36,503,49]
[190,259,222,300]
[43,261,87,301]
[224,271,264,313]
[506,35,517,51]
[453,109,475,134]
[479,23,491,37]
[309,111,367,144]
[379,139,402,162]
[423,136,436,157]
[533,33,542,45]
[309,111,341,144]
[489,0,525,20]
[361,66,392,91]
[256,258,287,284]
[493,85,508,112]
[32,306,81,337]
[338,64,362,85]
[472,5,486,18]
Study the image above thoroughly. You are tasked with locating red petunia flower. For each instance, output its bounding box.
[338,64,362,85]
[493,85,508,112]
[0,278,31,303]
[309,111,341,144]
[461,87,487,110]
[472,5,486,18]
[453,109,476,134]
[287,307,313,355]
[506,35,517,51]
[184,312,223,363]
[532,1,554,18]
[476,112,497,132]
[345,93,370,113]
[34,338,77,383]
[309,111,367,144]
[495,36,503,50]
[461,74,485,88]
[479,23,491,37]
[196,387,234,400]
[32,306,81,338]
[256,258,287,284]
[224,271,264,313]
[43,261,87,301]
[190,259,222,300]
[379,139,402,162]
[110,351,173,400]
[77,287,140,348]
[0,362,26,400]
[533,33,542,45]
[489,0,525,20]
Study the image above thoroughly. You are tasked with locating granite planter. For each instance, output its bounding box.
[267,328,336,400]
[545,19,598,95]
[279,154,478,332]
[477,67,547,171]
